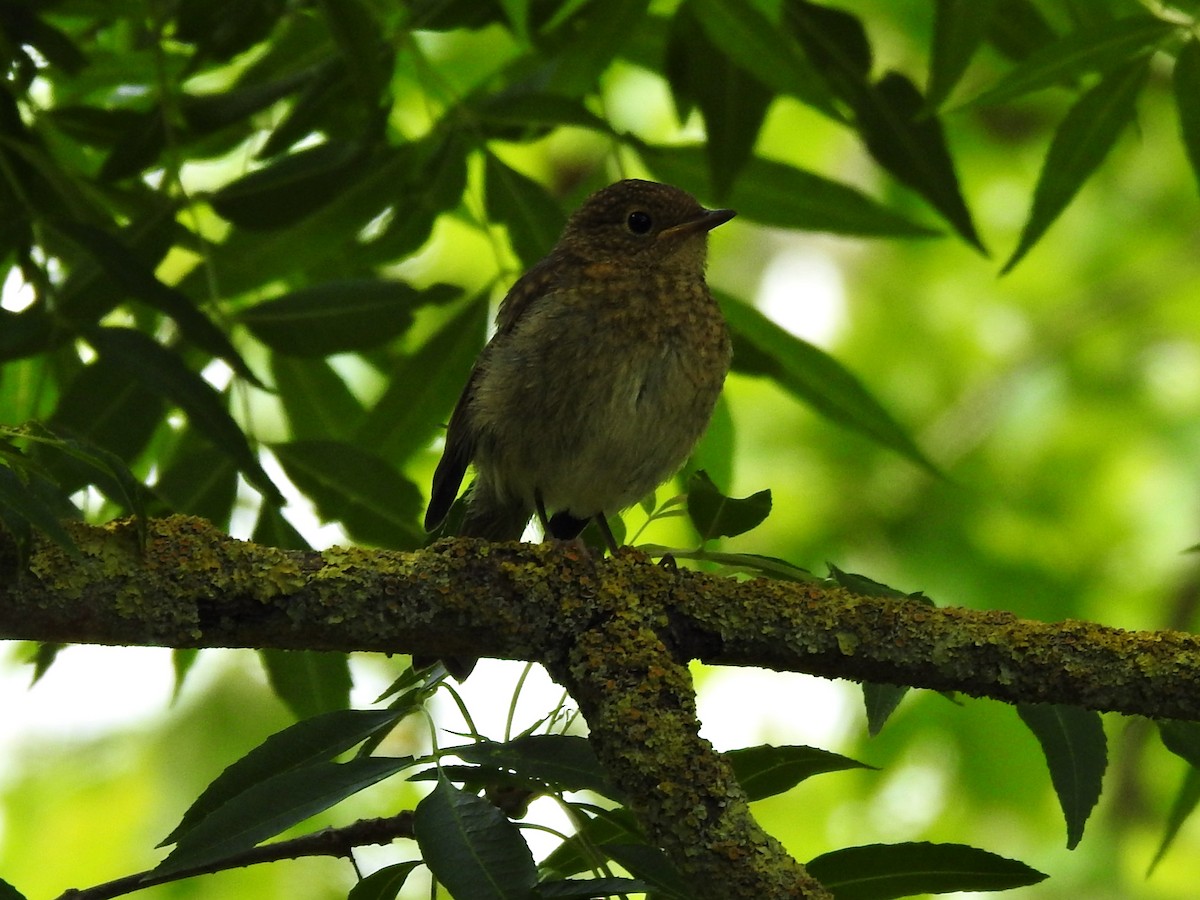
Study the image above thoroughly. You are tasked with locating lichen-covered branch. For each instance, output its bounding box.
[4,515,1200,896]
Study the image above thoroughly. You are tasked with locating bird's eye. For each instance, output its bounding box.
[626,210,653,234]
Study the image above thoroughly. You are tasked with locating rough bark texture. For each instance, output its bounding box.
[5,515,1200,897]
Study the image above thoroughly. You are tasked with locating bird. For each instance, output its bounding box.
[421,178,734,677]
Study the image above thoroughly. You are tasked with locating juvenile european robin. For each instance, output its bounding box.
[420,179,732,678]
[425,178,733,549]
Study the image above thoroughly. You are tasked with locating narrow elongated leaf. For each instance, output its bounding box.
[538,0,650,97]
[785,0,872,105]
[1017,703,1106,849]
[85,326,282,504]
[447,735,613,795]
[260,650,352,720]
[0,466,77,551]
[853,72,985,251]
[1149,765,1200,874]
[414,774,538,900]
[161,707,413,846]
[690,0,837,118]
[272,356,366,442]
[152,441,238,524]
[240,281,458,357]
[927,0,998,110]
[863,682,909,737]
[666,4,771,201]
[986,0,1059,61]
[157,757,413,876]
[806,842,1048,899]
[719,294,936,473]
[485,153,565,268]
[642,145,938,237]
[50,358,163,474]
[726,744,872,801]
[210,141,366,230]
[686,470,771,540]
[966,15,1173,108]
[1159,719,1200,767]
[1003,58,1149,273]
[356,297,488,466]
[348,862,422,900]
[1175,39,1200,196]
[317,0,389,105]
[272,439,424,548]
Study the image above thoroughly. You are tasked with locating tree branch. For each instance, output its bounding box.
[5,515,1200,898]
[56,813,414,900]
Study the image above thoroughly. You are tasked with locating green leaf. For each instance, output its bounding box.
[447,735,614,795]
[805,842,1048,899]
[272,356,366,442]
[685,470,771,541]
[152,439,238,524]
[414,774,538,900]
[1003,57,1150,273]
[485,153,565,269]
[926,0,998,110]
[863,683,909,737]
[852,72,985,252]
[986,0,1059,62]
[240,281,458,357]
[1174,39,1200,197]
[537,0,650,97]
[642,548,814,582]
[1149,764,1200,874]
[1016,703,1106,849]
[260,650,352,720]
[0,877,28,900]
[161,707,414,847]
[157,756,414,877]
[356,297,488,467]
[210,141,367,231]
[690,0,837,118]
[348,862,423,900]
[726,744,872,802]
[665,4,772,201]
[0,465,77,552]
[1160,719,1200,767]
[85,326,282,504]
[317,0,390,106]
[535,877,649,898]
[719,294,937,473]
[642,145,939,238]
[785,0,872,106]
[272,439,424,548]
[470,92,612,134]
[966,15,1174,108]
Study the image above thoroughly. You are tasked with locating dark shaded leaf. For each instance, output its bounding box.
[666,4,771,201]
[485,153,565,268]
[261,650,352,720]
[1003,57,1149,273]
[986,0,1059,61]
[157,757,413,877]
[273,356,366,442]
[691,0,837,117]
[348,862,422,900]
[863,683,909,737]
[414,774,538,900]
[642,145,938,237]
[966,15,1173,108]
[686,470,771,540]
[176,0,285,62]
[927,0,998,110]
[638,548,814,582]
[0,465,77,552]
[240,281,459,357]
[1175,39,1200,197]
[272,440,424,548]
[0,877,28,900]
[806,842,1048,899]
[1017,703,1106,849]
[357,297,488,467]
[85,327,282,504]
[785,0,872,105]
[853,73,985,251]
[162,707,415,846]
[727,744,872,801]
[470,92,612,133]
[152,440,238,525]
[317,0,391,106]
[719,294,937,473]
[537,0,651,97]
[210,141,366,230]
[1160,719,1200,768]
[447,735,613,795]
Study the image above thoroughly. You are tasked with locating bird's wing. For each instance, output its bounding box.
[424,360,483,531]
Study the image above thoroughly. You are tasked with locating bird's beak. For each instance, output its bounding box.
[658,207,736,240]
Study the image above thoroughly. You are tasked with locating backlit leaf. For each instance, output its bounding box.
[1017,703,1106,848]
